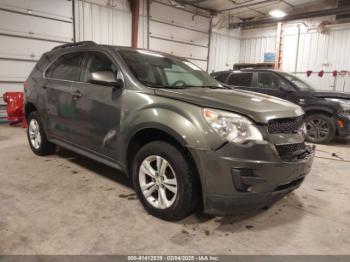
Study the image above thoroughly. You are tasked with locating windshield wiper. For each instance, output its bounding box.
[142,83,230,89]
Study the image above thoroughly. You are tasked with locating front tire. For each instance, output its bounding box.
[27,111,56,156]
[305,114,336,143]
[132,141,199,221]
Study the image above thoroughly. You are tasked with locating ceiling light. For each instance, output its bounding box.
[269,10,287,18]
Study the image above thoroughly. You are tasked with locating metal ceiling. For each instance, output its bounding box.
[174,0,338,19]
[171,0,350,28]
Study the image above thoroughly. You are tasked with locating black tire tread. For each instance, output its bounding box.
[132,141,199,221]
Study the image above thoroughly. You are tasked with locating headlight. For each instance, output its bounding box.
[325,98,350,112]
[203,108,263,143]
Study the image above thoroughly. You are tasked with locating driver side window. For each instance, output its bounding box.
[82,52,118,83]
[257,72,280,89]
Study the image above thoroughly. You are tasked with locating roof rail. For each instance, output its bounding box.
[52,41,96,51]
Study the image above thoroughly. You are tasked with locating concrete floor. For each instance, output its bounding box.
[0,124,350,255]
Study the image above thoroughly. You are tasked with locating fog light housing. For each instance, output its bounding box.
[231,168,266,192]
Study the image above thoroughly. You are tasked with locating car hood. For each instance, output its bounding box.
[312,90,350,100]
[155,87,304,124]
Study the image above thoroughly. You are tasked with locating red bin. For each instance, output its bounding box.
[3,92,26,127]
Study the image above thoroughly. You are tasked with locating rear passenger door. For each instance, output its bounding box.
[44,52,83,140]
[70,51,124,159]
[226,72,257,92]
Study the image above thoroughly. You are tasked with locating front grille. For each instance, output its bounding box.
[276,143,306,160]
[268,116,304,134]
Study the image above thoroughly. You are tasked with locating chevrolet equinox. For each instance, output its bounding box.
[24,41,314,221]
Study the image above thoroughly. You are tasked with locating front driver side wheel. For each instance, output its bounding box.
[305,114,336,144]
[132,141,199,221]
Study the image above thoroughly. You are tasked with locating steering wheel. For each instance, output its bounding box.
[171,80,187,87]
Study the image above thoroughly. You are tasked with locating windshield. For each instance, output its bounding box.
[281,72,315,91]
[118,49,221,88]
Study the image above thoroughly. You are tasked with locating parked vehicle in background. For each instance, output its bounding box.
[25,42,314,220]
[212,69,350,143]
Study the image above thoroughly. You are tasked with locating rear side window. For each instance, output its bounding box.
[45,52,83,81]
[81,52,118,83]
[213,72,229,83]
[228,73,253,87]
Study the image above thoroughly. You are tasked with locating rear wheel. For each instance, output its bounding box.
[27,111,56,155]
[132,141,199,221]
[305,114,336,143]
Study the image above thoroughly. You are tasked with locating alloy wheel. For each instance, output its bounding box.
[306,118,330,142]
[28,119,42,149]
[139,155,178,209]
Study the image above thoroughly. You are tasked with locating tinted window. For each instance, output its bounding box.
[280,72,314,91]
[81,52,118,83]
[46,52,82,81]
[228,73,253,87]
[118,49,220,88]
[257,72,280,89]
[213,72,229,83]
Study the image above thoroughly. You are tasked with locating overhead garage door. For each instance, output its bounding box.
[0,0,73,119]
[149,1,211,71]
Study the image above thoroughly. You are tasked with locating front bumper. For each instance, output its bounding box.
[189,141,315,216]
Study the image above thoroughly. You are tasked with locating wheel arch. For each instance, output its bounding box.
[25,102,38,120]
[304,108,334,118]
[125,126,203,206]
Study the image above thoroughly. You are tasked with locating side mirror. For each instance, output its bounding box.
[89,71,123,88]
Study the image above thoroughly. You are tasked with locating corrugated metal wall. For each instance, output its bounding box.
[237,24,350,92]
[239,27,276,64]
[283,25,350,92]
[208,30,241,73]
[75,0,131,46]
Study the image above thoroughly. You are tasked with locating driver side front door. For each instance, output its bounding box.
[70,51,124,160]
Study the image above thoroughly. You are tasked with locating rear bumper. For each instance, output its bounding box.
[189,142,315,216]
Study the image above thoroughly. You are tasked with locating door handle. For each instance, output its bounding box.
[72,90,82,100]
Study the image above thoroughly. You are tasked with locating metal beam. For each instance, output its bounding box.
[153,0,210,18]
[281,0,294,7]
[0,32,70,44]
[0,7,72,23]
[0,57,38,63]
[150,35,208,48]
[129,0,140,48]
[72,0,76,43]
[219,0,278,12]
[150,17,209,34]
[230,6,350,28]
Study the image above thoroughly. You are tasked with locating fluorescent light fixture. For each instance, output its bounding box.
[269,9,287,18]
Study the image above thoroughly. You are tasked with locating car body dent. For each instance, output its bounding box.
[154,88,304,124]
[120,91,226,152]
